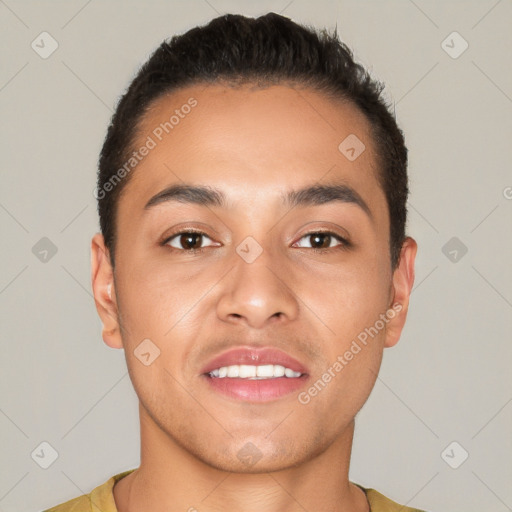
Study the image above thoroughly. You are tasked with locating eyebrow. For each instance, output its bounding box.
[144,183,372,219]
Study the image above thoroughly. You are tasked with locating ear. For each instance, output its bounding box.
[91,232,123,349]
[384,236,417,348]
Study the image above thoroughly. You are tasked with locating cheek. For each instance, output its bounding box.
[115,254,205,339]
[302,256,391,343]
[312,257,390,405]
[297,269,388,420]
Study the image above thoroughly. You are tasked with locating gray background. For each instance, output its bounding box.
[0,1,511,511]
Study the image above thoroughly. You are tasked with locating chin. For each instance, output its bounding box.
[201,452,304,474]
[193,437,316,474]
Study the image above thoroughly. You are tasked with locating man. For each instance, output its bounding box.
[46,12,425,512]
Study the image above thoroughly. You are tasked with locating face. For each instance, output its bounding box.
[92,83,416,473]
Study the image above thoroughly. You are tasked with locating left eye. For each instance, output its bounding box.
[293,232,345,250]
[166,232,215,251]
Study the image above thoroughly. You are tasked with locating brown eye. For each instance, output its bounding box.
[309,233,331,249]
[166,232,214,251]
[294,232,346,250]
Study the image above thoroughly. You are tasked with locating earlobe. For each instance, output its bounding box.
[384,237,417,348]
[91,233,124,349]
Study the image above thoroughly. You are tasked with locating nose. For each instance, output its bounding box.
[216,246,300,329]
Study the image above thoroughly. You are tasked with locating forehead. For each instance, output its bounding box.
[121,83,386,219]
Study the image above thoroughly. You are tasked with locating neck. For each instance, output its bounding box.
[114,404,369,512]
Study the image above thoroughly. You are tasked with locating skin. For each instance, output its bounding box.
[91,83,417,512]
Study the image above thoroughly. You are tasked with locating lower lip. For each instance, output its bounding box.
[203,375,308,402]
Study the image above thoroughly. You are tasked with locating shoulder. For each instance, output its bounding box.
[356,484,429,512]
[42,469,136,512]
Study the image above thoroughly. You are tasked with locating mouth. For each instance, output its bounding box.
[201,347,309,402]
[209,364,302,379]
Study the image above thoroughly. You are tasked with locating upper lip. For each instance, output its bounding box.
[201,347,309,375]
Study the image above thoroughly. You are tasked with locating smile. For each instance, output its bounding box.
[209,364,302,379]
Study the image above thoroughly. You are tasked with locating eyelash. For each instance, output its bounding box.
[161,229,351,254]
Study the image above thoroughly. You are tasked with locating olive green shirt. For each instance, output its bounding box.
[44,469,427,511]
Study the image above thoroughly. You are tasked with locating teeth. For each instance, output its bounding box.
[273,365,285,377]
[256,364,274,377]
[227,365,239,378]
[209,364,301,379]
[239,365,256,378]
